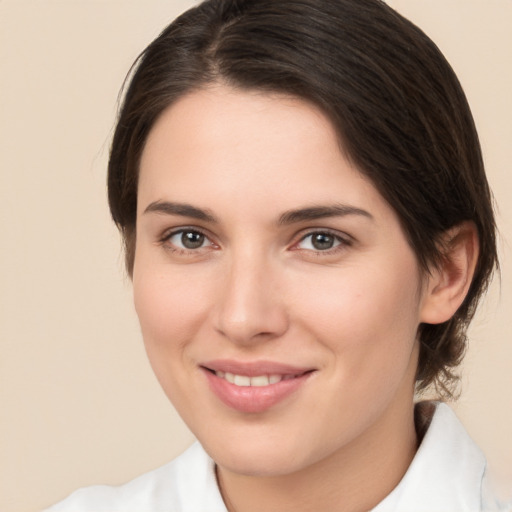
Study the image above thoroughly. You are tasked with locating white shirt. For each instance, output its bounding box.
[44,403,510,511]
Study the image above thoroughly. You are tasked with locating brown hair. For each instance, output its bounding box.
[108,0,498,397]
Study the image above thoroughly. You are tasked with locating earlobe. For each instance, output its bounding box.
[420,222,479,325]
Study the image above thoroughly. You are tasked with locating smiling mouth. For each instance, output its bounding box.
[201,362,315,413]
[209,370,309,387]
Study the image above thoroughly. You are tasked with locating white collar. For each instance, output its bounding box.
[372,401,488,511]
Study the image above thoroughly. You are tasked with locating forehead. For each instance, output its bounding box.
[140,85,340,177]
[138,85,391,224]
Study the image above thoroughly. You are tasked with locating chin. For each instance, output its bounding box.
[198,425,333,478]
[215,448,306,477]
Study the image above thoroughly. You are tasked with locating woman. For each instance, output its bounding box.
[46,0,508,510]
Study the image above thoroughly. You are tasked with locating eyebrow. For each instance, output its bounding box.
[143,201,217,223]
[278,204,373,225]
[143,200,373,225]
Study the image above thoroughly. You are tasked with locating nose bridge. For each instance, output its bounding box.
[214,245,288,343]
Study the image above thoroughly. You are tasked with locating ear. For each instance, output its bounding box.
[420,222,479,324]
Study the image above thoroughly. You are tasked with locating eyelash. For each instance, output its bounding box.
[159,227,216,256]
[292,229,353,255]
[159,228,353,256]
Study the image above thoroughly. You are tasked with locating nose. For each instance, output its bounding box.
[213,252,289,345]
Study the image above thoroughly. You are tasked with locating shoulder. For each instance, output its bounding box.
[43,442,227,512]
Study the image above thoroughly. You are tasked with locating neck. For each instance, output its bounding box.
[217,397,418,512]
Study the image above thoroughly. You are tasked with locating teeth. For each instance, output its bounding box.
[215,371,290,387]
[250,375,270,387]
[233,375,251,386]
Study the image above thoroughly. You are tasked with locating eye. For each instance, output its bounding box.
[165,229,213,250]
[296,231,347,251]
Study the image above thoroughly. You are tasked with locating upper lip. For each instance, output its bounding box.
[201,359,315,377]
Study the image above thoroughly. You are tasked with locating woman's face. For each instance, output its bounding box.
[134,85,431,477]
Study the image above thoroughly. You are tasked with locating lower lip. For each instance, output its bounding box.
[202,369,312,414]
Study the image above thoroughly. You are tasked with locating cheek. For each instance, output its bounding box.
[132,265,211,354]
[132,263,216,413]
[296,256,422,374]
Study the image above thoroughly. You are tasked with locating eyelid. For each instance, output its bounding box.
[290,228,353,252]
[159,226,218,251]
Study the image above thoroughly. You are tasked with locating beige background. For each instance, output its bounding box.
[0,1,510,511]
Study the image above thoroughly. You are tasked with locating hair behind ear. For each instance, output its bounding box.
[416,221,482,397]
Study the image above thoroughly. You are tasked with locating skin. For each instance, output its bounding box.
[133,85,477,512]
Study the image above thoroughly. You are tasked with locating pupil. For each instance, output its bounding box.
[182,231,205,249]
[312,233,334,250]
